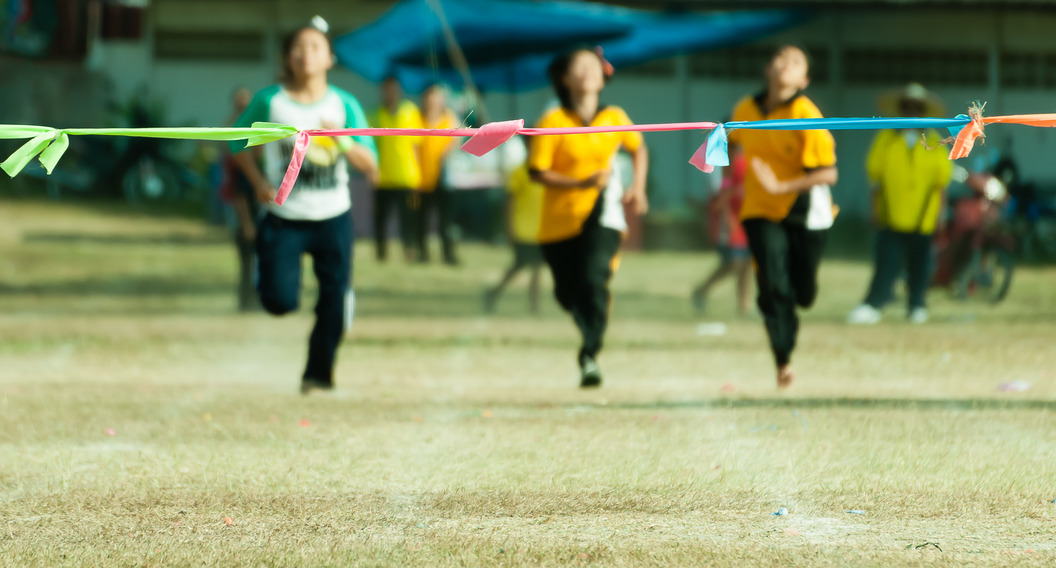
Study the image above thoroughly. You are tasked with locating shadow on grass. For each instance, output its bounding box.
[606,397,1056,411]
[356,288,696,321]
[0,277,698,323]
[349,334,718,352]
[0,275,231,297]
[22,231,228,246]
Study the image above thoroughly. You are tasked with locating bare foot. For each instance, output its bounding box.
[777,365,794,389]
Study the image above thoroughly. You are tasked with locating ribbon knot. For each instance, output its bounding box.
[689,124,728,173]
[460,119,524,157]
[948,104,986,160]
[1,128,69,177]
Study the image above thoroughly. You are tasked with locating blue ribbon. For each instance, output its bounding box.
[704,124,729,168]
[723,116,972,132]
[699,115,975,171]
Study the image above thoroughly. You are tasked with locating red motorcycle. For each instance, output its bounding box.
[931,167,1015,303]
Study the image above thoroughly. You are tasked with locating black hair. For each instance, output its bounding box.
[280,25,333,83]
[768,44,812,77]
[546,47,609,110]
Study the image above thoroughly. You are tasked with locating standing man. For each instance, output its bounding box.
[223,86,261,312]
[848,83,952,325]
[373,76,423,262]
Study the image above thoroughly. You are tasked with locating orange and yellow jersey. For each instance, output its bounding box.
[527,105,643,243]
[729,93,836,222]
[419,109,457,192]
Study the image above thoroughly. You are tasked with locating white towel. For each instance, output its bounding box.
[600,157,629,232]
[805,184,834,230]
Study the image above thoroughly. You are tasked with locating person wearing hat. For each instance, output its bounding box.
[847,83,952,325]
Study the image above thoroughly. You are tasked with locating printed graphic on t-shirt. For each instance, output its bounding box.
[277,137,341,191]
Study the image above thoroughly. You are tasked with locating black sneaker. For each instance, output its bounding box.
[300,378,333,395]
[579,355,602,388]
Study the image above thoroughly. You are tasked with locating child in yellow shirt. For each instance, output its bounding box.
[729,45,838,389]
[484,160,545,314]
[528,48,649,388]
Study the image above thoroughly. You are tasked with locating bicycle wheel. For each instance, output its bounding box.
[122,157,181,204]
[975,246,1014,304]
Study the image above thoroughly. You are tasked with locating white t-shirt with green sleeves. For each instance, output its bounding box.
[230,85,377,221]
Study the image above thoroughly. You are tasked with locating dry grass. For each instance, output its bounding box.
[1,198,1056,567]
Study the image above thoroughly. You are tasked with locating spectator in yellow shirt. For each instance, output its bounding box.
[730,45,838,389]
[484,158,546,314]
[848,84,952,325]
[373,76,423,262]
[416,83,460,265]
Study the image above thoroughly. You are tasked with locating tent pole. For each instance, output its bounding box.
[508,63,517,121]
[676,53,690,209]
[425,0,491,123]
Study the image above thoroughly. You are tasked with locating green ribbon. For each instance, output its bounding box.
[0,122,298,178]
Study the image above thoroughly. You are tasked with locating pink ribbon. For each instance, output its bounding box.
[279,120,721,203]
[275,131,310,206]
[307,120,718,138]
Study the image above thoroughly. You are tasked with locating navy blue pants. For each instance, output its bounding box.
[540,217,622,365]
[256,212,353,385]
[863,229,932,311]
[743,218,827,368]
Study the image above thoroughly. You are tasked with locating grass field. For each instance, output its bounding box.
[2,198,1056,567]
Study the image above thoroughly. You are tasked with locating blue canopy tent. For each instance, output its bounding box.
[333,0,808,94]
[335,0,809,242]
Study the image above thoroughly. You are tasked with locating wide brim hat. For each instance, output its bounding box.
[877,82,946,117]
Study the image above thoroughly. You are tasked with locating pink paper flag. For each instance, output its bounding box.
[689,141,714,173]
[460,120,524,157]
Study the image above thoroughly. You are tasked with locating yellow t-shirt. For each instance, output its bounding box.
[867,129,952,234]
[527,106,643,243]
[729,93,836,222]
[506,165,544,244]
[374,100,423,189]
[419,110,457,192]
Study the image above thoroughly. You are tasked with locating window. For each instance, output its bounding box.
[621,44,830,82]
[1000,52,1056,89]
[844,48,988,86]
[154,31,264,61]
[101,2,145,40]
[691,45,830,83]
[621,57,676,77]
